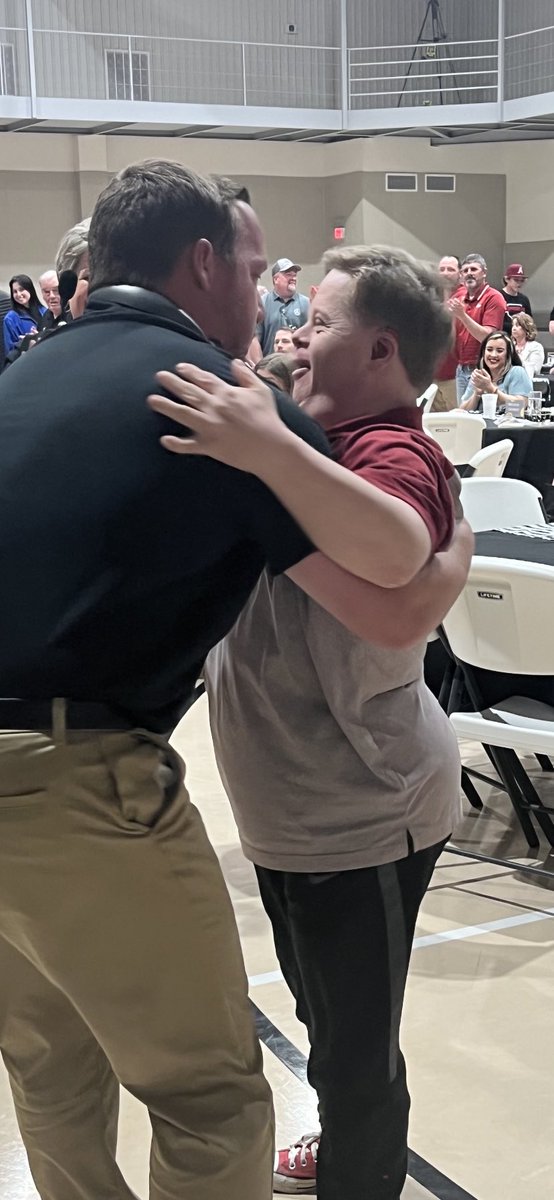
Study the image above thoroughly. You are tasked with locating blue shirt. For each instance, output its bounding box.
[258,290,310,355]
[3,307,46,355]
[462,364,532,408]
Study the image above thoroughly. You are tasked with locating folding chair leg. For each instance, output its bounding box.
[461,768,483,810]
[507,752,554,847]
[487,746,540,849]
[438,658,455,712]
[536,754,554,773]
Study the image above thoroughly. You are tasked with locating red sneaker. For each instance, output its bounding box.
[273,1132,319,1194]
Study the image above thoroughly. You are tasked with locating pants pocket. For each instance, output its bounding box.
[108,732,184,830]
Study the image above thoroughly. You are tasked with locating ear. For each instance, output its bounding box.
[369,329,398,368]
[188,238,216,292]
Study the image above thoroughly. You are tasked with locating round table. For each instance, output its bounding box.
[482,422,554,513]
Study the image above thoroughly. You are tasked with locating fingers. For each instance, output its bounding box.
[231,358,258,387]
[159,434,202,456]
[173,362,230,392]
[154,370,218,411]
[147,393,208,429]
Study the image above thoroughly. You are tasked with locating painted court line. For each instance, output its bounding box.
[248,904,554,989]
[251,1003,480,1200]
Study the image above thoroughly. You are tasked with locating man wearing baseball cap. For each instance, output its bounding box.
[257,257,310,355]
[500,264,533,330]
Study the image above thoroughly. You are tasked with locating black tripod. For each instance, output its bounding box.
[397,0,462,107]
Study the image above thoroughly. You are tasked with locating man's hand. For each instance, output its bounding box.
[447,297,465,321]
[148,359,434,589]
[148,360,294,470]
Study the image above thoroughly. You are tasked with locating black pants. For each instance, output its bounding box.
[256,838,446,1200]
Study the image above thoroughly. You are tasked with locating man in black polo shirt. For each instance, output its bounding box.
[0,162,372,1200]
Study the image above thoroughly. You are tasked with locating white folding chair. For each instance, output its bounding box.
[465,439,513,479]
[442,557,554,846]
[417,383,438,412]
[459,477,546,532]
[423,411,485,465]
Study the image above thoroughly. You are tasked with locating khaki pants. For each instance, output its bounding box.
[0,728,274,1200]
[431,378,458,412]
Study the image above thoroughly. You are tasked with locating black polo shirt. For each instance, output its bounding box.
[0,287,330,732]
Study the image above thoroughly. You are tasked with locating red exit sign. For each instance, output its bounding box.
[333,226,345,240]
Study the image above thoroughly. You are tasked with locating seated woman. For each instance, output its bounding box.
[460,329,532,412]
[511,313,545,379]
[254,352,294,395]
[3,275,46,358]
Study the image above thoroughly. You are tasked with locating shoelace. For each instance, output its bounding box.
[288,1133,320,1170]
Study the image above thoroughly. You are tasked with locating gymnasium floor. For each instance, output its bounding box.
[1,695,553,1200]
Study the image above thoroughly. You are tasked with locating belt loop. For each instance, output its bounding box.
[52,697,67,744]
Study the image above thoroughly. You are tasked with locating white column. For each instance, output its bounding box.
[24,0,37,116]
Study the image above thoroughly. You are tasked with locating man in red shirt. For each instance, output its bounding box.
[433,254,462,410]
[449,252,506,403]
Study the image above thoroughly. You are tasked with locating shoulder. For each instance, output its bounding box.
[338,421,452,474]
[507,366,532,389]
[485,287,506,307]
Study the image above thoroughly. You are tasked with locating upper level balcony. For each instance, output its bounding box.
[1,4,554,144]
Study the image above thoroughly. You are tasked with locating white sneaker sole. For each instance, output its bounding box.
[273,1174,317,1194]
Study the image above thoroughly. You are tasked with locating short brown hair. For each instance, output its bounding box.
[322,245,453,390]
[255,353,295,394]
[88,160,250,291]
[512,312,537,341]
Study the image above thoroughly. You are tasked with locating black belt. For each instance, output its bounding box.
[0,699,134,733]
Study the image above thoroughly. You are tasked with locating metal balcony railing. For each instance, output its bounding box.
[349,38,499,110]
[504,24,554,101]
[30,28,341,110]
[1,17,554,126]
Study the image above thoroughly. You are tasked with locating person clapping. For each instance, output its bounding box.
[459,329,532,412]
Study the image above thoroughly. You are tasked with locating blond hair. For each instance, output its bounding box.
[512,312,537,341]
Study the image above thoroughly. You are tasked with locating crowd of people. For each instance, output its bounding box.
[2,158,535,1200]
[0,218,91,368]
[433,253,548,415]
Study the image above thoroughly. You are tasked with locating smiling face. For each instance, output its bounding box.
[273,268,298,300]
[438,256,460,287]
[12,282,31,306]
[483,335,508,379]
[291,269,408,427]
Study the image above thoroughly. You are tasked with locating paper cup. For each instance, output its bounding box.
[482,394,498,419]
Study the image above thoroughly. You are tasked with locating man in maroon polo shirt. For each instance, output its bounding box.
[433,254,462,410]
[449,252,506,403]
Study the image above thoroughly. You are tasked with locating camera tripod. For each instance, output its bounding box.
[397,0,462,107]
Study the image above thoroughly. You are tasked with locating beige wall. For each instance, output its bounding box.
[0,130,552,323]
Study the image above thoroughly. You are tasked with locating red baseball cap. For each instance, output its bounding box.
[505,263,526,278]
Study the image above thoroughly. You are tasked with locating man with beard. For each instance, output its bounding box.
[257,257,310,355]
